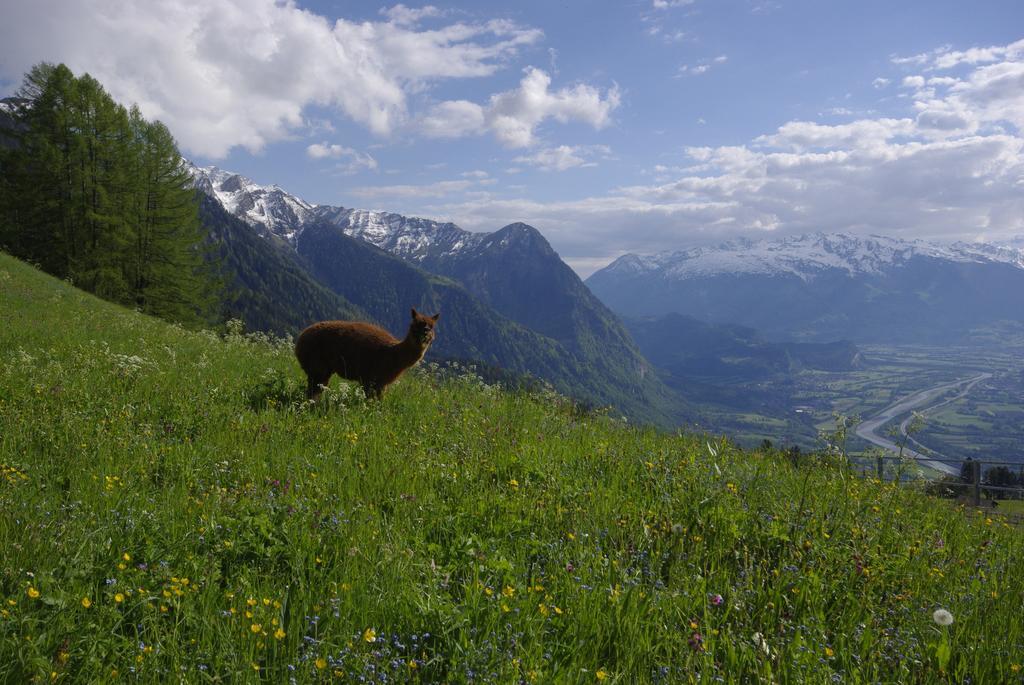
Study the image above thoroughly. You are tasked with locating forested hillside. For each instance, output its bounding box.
[199,195,365,335]
[0,64,214,325]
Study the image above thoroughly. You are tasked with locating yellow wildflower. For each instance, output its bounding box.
[81,597,92,608]
[596,668,609,680]
[363,627,376,643]
[114,593,124,603]
[315,658,327,670]
[274,628,286,640]
[27,587,40,599]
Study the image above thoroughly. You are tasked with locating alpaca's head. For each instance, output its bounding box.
[409,308,440,346]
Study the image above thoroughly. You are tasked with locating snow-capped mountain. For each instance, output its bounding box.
[312,206,485,263]
[186,162,486,260]
[600,233,1024,283]
[187,163,316,243]
[587,232,1024,344]
[187,161,676,421]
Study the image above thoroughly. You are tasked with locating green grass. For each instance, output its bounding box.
[992,500,1024,517]
[2,251,1024,683]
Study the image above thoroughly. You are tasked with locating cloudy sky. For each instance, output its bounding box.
[2,1,1023,275]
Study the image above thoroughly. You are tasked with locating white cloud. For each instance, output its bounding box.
[678,55,728,77]
[0,0,543,158]
[652,0,695,8]
[933,40,1024,69]
[421,39,1024,274]
[872,77,890,89]
[421,67,620,147]
[513,144,611,171]
[351,179,477,199]
[749,1,782,14]
[891,40,1024,71]
[948,60,1024,131]
[647,26,689,43]
[380,4,443,26]
[351,170,498,200]
[306,143,378,174]
[418,100,487,138]
[755,118,916,150]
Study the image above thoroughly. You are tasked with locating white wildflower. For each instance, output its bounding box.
[753,632,772,657]
[933,608,954,626]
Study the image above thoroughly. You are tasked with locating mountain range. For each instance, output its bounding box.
[587,233,1024,344]
[188,163,686,425]
[188,161,1024,434]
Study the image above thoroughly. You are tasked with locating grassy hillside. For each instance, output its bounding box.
[1,251,1022,683]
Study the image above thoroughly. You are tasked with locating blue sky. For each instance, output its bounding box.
[2,1,1023,274]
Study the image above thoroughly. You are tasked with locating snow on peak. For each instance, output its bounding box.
[601,232,1024,282]
[185,161,317,244]
[185,161,491,259]
[314,207,484,261]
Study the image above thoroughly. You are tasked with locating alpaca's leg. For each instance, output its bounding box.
[307,372,331,401]
[362,381,382,400]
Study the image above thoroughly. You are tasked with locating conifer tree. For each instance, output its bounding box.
[0,62,217,325]
[129,113,215,323]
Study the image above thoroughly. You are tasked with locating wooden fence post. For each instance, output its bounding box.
[876,455,884,481]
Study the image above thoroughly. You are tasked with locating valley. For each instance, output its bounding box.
[687,344,1024,465]
[853,372,991,476]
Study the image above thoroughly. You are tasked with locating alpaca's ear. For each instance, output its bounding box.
[431,312,440,322]
[411,307,419,319]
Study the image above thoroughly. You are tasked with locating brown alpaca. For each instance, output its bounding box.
[295,308,440,401]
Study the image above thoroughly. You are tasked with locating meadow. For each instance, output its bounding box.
[2,251,1023,683]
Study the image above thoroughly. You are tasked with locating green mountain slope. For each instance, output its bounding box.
[200,194,365,335]
[2,251,1022,683]
[418,222,681,418]
[296,221,684,424]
